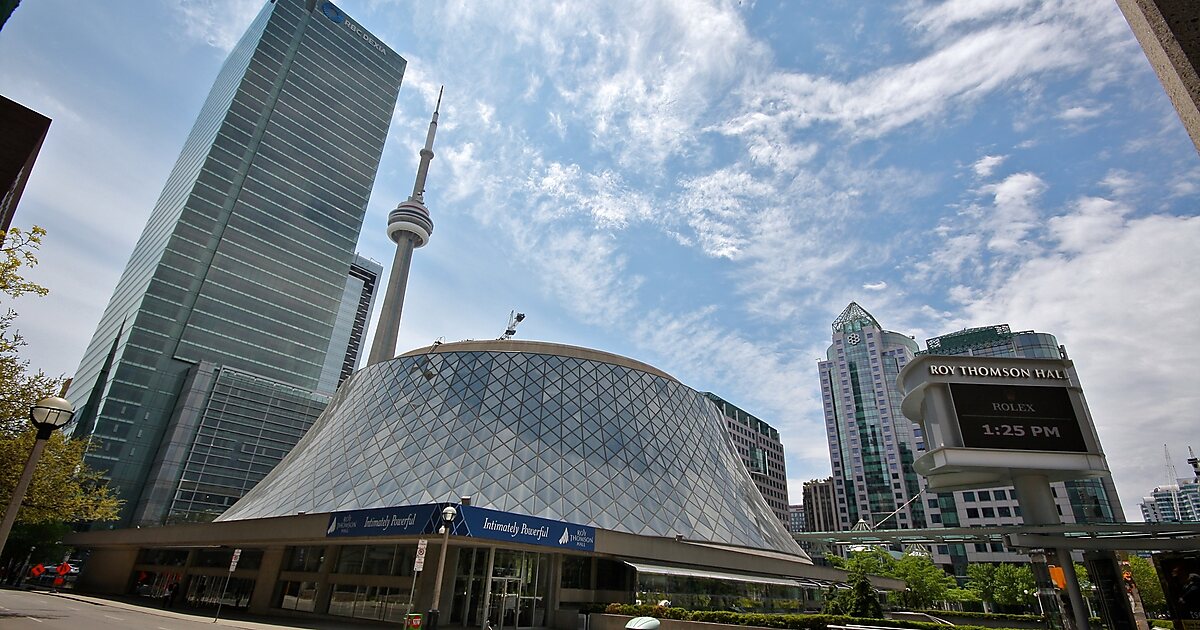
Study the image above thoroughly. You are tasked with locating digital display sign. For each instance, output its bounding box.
[949,383,1088,452]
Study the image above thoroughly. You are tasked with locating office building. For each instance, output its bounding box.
[0,95,51,238]
[65,0,406,526]
[69,341,902,624]
[705,392,789,525]
[1140,481,1200,522]
[788,504,805,533]
[801,477,837,533]
[1140,450,1200,522]
[817,302,927,532]
[319,254,383,392]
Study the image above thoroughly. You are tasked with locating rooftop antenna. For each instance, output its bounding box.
[499,311,526,340]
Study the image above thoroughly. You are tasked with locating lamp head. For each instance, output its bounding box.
[30,396,75,432]
[441,505,457,522]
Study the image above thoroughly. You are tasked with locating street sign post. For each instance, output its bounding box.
[214,548,242,622]
[408,539,428,619]
[414,539,427,572]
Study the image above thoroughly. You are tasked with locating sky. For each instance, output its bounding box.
[1,0,1197,523]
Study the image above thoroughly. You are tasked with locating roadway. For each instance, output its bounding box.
[0,588,378,629]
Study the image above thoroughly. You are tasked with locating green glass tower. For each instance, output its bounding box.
[818,303,926,533]
[66,0,406,526]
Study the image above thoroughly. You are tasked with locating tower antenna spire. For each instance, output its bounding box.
[366,89,442,366]
[411,85,443,203]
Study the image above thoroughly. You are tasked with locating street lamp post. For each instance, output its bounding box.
[427,503,457,630]
[0,397,75,557]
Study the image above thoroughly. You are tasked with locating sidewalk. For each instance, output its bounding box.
[25,587,394,630]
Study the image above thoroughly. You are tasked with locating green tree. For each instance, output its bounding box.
[0,226,121,564]
[844,547,898,577]
[0,227,49,301]
[824,567,885,619]
[993,563,1037,609]
[823,549,891,617]
[0,227,58,432]
[894,553,956,609]
[966,563,999,612]
[0,430,120,524]
[1128,556,1166,616]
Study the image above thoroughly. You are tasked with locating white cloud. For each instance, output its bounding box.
[174,0,263,51]
[1057,105,1107,122]
[674,168,776,259]
[908,232,985,285]
[526,230,643,326]
[862,281,888,291]
[972,154,1006,178]
[1047,196,1129,254]
[1101,170,1139,197]
[904,0,1026,40]
[980,172,1046,253]
[1169,167,1200,198]
[716,1,1135,145]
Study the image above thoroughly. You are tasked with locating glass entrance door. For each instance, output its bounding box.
[487,577,522,630]
[485,549,549,630]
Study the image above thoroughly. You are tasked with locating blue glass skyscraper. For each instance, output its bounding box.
[66,0,406,526]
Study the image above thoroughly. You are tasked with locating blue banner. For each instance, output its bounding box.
[326,504,439,537]
[457,505,595,551]
[325,503,596,551]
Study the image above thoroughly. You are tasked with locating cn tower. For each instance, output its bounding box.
[366,88,442,366]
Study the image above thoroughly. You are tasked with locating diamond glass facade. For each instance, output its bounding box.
[218,341,806,557]
[65,0,406,526]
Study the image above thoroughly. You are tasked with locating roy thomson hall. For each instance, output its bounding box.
[67,341,890,627]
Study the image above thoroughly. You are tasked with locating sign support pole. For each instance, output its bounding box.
[214,573,231,622]
[407,539,427,629]
[1014,475,1090,630]
[214,548,241,623]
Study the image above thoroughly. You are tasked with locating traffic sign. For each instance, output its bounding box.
[414,539,428,572]
[56,562,71,576]
[229,548,242,572]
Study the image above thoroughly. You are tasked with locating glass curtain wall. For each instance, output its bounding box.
[325,543,417,622]
[634,573,814,613]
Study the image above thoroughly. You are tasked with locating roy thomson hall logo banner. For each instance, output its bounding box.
[325,503,596,552]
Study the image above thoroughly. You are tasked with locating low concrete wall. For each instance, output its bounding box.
[593,610,1044,630]
[894,613,1043,629]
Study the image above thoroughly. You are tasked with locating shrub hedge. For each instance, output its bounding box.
[600,604,1020,630]
[905,610,1043,622]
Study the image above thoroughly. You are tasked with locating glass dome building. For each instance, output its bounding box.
[69,341,886,626]
[220,340,802,555]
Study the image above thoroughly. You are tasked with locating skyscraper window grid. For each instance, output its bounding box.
[65,0,406,526]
